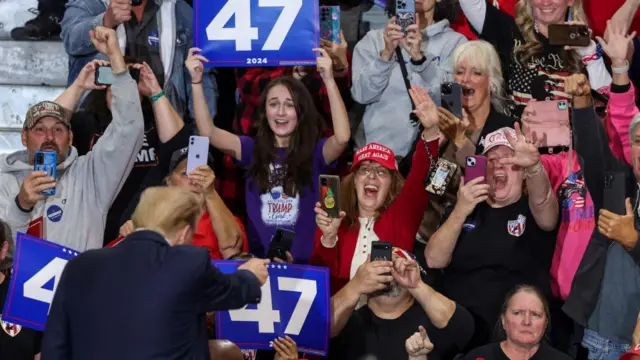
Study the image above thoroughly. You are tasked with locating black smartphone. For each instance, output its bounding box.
[548,24,590,47]
[320,175,340,218]
[603,172,626,215]
[267,228,295,261]
[441,82,463,119]
[370,241,392,262]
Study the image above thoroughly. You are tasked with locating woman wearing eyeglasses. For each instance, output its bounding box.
[310,85,440,294]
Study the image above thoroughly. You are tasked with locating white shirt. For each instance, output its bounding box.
[349,218,380,309]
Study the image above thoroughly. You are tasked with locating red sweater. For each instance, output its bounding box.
[309,138,439,295]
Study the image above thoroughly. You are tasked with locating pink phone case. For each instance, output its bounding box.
[465,155,487,184]
[523,100,570,147]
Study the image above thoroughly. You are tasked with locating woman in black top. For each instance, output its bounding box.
[425,125,558,350]
[460,285,572,360]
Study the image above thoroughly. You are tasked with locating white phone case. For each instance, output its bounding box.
[187,136,210,174]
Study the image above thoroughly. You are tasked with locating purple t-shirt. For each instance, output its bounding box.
[238,136,335,264]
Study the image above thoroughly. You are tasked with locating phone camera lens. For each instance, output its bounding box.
[579,28,589,36]
[466,157,476,167]
[442,83,452,95]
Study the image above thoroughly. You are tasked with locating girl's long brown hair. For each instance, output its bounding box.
[247,76,326,196]
[340,169,405,228]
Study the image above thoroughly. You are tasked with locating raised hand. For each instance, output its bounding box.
[89,26,120,57]
[596,19,637,65]
[103,0,132,29]
[320,31,348,71]
[74,59,110,91]
[382,17,404,60]
[238,258,271,285]
[314,202,346,240]
[409,85,439,131]
[564,73,591,98]
[402,17,423,61]
[455,177,489,217]
[17,171,56,210]
[353,260,394,295]
[314,47,334,82]
[598,198,639,250]
[188,165,216,194]
[499,123,541,169]
[391,257,420,289]
[438,107,470,145]
[120,220,135,238]
[132,62,162,98]
[185,47,209,85]
[405,326,434,359]
[273,336,298,360]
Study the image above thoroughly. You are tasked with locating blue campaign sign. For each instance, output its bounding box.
[2,233,79,331]
[213,261,330,356]
[194,0,320,67]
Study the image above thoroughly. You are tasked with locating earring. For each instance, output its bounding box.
[533,12,539,33]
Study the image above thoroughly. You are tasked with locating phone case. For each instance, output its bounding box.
[465,156,487,184]
[370,241,392,262]
[523,100,570,148]
[187,136,210,174]
[548,24,590,47]
[94,66,114,86]
[426,158,458,196]
[441,82,463,120]
[395,0,415,33]
[320,6,341,44]
[603,172,626,215]
[267,228,295,261]
[34,151,57,196]
[320,175,341,218]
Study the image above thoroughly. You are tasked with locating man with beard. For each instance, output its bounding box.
[0,26,144,257]
[328,248,474,360]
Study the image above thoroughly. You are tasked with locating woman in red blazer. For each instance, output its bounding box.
[309,85,440,295]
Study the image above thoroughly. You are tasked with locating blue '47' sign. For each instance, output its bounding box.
[213,261,330,356]
[194,0,320,67]
[2,233,78,331]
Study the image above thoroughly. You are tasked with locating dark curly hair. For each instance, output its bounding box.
[385,0,458,23]
[246,76,325,196]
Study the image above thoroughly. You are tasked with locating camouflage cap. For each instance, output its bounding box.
[23,101,69,130]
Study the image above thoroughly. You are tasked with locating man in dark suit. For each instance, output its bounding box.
[41,186,269,360]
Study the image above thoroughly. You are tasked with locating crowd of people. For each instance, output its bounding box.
[2,0,640,359]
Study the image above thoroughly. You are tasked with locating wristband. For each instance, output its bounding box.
[410,54,427,66]
[525,162,544,178]
[612,60,630,74]
[191,80,203,85]
[581,43,604,65]
[149,90,165,103]
[15,195,33,213]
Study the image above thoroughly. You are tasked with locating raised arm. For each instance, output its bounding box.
[186,49,242,160]
[201,257,267,311]
[315,48,350,164]
[350,24,397,104]
[133,63,184,142]
[425,178,488,268]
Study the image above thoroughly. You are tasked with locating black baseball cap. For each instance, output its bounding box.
[168,147,214,174]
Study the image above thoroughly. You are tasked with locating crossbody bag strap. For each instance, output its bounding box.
[395,47,419,126]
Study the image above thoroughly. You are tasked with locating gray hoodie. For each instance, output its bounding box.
[0,71,144,268]
[351,20,467,157]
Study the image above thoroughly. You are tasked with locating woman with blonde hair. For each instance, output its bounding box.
[457,0,612,120]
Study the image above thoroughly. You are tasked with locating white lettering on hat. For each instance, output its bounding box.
[372,152,389,160]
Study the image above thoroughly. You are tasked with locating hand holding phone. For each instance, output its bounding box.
[187,136,210,174]
[18,168,57,209]
[441,82,463,120]
[95,65,140,86]
[464,156,487,184]
[267,228,295,262]
[34,151,57,196]
[603,172,626,215]
[457,174,490,217]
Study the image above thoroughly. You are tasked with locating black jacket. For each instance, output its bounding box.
[563,106,640,326]
[41,230,261,360]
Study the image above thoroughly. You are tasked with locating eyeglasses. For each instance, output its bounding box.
[356,166,390,178]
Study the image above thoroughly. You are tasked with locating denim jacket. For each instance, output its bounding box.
[61,0,217,120]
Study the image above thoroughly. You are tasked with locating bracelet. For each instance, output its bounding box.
[191,80,203,85]
[149,90,165,103]
[421,131,437,172]
[410,54,427,66]
[581,44,604,65]
[524,162,544,178]
[14,195,33,213]
[612,60,630,74]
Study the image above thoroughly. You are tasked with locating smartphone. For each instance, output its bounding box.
[548,24,590,47]
[187,136,210,174]
[320,6,341,44]
[95,66,115,86]
[465,155,487,184]
[95,66,140,85]
[524,100,570,147]
[267,228,295,261]
[441,82,463,120]
[603,172,626,215]
[131,0,142,5]
[370,241,392,262]
[34,151,57,196]
[394,0,415,33]
[320,175,341,218]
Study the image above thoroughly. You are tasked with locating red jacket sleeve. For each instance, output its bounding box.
[584,0,640,37]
